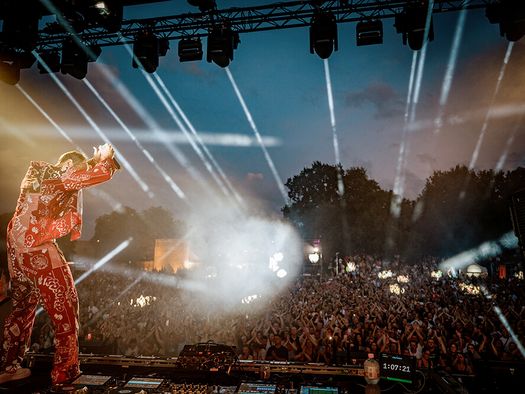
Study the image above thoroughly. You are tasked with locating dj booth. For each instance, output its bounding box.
[7,350,420,394]
[0,349,522,393]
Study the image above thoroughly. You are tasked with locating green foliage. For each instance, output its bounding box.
[90,206,184,263]
[283,162,524,259]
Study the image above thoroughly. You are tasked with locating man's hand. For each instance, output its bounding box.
[92,146,102,162]
[99,143,115,161]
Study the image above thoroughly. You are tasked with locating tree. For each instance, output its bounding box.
[89,206,183,263]
[409,166,522,257]
[282,162,524,261]
[283,162,395,257]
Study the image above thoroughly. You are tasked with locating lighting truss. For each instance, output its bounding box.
[34,1,493,53]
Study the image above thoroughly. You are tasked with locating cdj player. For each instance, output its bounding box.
[237,382,277,393]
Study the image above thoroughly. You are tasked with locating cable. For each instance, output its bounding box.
[399,369,426,394]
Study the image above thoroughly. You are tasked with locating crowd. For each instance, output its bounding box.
[30,255,524,377]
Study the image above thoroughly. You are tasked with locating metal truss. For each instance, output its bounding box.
[35,0,495,52]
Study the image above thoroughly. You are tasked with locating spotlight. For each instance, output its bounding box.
[61,39,89,79]
[60,40,99,80]
[207,24,240,68]
[308,252,320,264]
[132,31,160,73]
[356,20,383,46]
[187,0,216,12]
[62,8,88,33]
[0,60,20,85]
[37,51,61,74]
[394,3,434,51]
[16,52,36,69]
[178,37,203,62]
[0,49,35,70]
[486,0,525,42]
[89,0,124,32]
[310,11,338,59]
[159,38,170,57]
[1,6,39,51]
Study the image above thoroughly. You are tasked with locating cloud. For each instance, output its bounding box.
[417,153,437,168]
[345,82,404,118]
[246,172,264,182]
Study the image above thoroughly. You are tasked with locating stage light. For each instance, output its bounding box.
[0,60,20,85]
[188,0,216,12]
[1,10,39,51]
[16,52,36,69]
[178,37,203,62]
[395,3,434,51]
[132,31,160,73]
[486,0,525,42]
[378,270,393,279]
[308,252,320,264]
[310,11,338,59]
[356,20,383,46]
[207,25,240,68]
[89,0,124,32]
[61,40,100,79]
[159,38,170,56]
[37,51,61,74]
[397,275,409,283]
[0,51,35,85]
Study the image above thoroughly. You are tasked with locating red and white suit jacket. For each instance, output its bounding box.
[8,158,120,257]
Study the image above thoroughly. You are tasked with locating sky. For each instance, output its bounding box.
[1,0,524,238]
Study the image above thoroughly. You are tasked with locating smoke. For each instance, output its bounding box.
[181,197,303,311]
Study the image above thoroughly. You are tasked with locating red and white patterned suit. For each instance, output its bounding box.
[1,157,119,384]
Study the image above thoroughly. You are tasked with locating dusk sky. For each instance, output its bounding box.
[1,0,524,237]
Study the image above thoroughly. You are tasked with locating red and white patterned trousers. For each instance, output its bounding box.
[1,236,80,385]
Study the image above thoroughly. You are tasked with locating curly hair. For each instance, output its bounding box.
[56,151,88,166]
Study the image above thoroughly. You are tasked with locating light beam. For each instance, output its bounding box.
[32,51,154,199]
[36,238,132,317]
[225,67,289,205]
[324,59,345,197]
[83,78,186,200]
[153,73,245,206]
[468,42,514,171]
[434,5,468,134]
[390,51,418,218]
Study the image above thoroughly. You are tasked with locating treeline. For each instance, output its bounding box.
[1,164,523,271]
[79,206,185,263]
[282,162,525,261]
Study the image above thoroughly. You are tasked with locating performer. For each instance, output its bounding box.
[0,144,120,386]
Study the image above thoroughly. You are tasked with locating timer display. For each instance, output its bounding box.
[379,353,416,384]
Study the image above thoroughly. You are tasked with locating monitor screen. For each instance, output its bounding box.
[124,377,164,388]
[238,382,277,393]
[300,387,338,394]
[379,353,416,384]
[72,374,111,386]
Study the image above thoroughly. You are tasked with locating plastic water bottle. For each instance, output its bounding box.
[364,353,380,384]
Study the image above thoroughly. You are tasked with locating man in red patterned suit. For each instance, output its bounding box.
[0,143,120,386]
